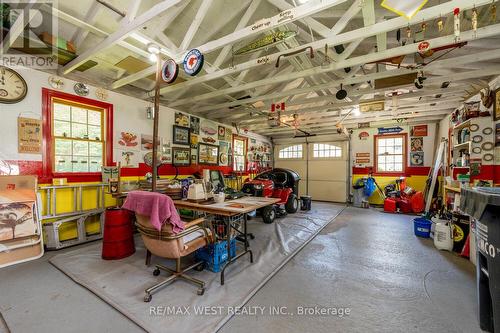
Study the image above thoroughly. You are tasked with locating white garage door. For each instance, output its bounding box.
[274,141,348,203]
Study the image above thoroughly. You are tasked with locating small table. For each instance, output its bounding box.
[173,197,280,285]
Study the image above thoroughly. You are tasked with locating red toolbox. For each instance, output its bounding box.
[384,198,397,213]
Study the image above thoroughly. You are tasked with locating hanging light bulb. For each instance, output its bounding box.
[421,21,427,38]
[454,8,461,41]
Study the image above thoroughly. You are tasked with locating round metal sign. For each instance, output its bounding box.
[162,59,179,83]
[183,49,204,76]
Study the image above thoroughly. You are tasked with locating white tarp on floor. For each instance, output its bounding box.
[50,202,345,333]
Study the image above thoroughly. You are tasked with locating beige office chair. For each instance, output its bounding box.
[135,215,212,302]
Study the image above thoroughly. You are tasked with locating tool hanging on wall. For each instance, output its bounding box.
[321,44,332,68]
[275,46,314,68]
[472,7,478,36]
[437,15,444,32]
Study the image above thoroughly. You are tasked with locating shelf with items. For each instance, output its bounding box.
[453,141,471,151]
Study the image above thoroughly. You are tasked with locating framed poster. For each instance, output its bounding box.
[410,152,424,166]
[18,117,42,154]
[219,141,229,166]
[174,112,189,127]
[190,115,200,134]
[495,88,500,121]
[172,147,190,166]
[198,143,219,165]
[173,125,190,145]
[411,137,424,152]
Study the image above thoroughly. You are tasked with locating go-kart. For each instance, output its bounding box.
[241,168,301,223]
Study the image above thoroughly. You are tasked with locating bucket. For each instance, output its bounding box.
[102,207,135,260]
[300,196,312,211]
[434,221,454,251]
[414,217,432,238]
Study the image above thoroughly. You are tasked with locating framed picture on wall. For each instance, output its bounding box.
[198,143,219,165]
[494,88,500,121]
[172,147,190,166]
[173,125,190,145]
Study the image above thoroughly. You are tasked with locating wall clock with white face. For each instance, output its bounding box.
[0,66,28,104]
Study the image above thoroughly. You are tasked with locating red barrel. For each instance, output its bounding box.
[102,207,135,260]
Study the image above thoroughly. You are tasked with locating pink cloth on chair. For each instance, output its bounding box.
[122,191,184,233]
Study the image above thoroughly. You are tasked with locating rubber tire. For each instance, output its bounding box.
[262,205,276,224]
[285,193,299,214]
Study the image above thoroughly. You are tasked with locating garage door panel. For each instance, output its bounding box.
[274,142,348,203]
[308,161,347,181]
[308,180,346,202]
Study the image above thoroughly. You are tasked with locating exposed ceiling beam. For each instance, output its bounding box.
[1,0,37,54]
[112,0,348,88]
[61,0,184,74]
[179,0,213,51]
[71,2,101,48]
[170,22,500,107]
[153,0,490,98]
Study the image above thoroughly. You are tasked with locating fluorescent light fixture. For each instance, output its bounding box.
[381,0,428,19]
[296,0,310,3]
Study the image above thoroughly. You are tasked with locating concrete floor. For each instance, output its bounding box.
[0,206,482,333]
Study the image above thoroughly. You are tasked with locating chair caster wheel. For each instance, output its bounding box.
[153,268,161,276]
[249,234,255,240]
[197,288,205,296]
[144,294,152,302]
[194,263,205,272]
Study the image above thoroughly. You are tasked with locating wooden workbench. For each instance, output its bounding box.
[173,196,281,285]
[172,196,281,216]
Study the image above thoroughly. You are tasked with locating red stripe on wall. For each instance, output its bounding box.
[5,160,235,183]
[352,166,431,176]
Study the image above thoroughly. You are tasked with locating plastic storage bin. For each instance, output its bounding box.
[195,238,236,272]
[414,218,432,238]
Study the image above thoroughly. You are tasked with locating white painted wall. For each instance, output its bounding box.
[350,123,437,169]
[0,67,270,166]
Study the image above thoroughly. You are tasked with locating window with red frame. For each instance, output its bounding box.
[233,136,247,172]
[42,89,113,180]
[375,134,406,173]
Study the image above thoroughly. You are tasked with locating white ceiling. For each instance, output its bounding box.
[16,0,500,138]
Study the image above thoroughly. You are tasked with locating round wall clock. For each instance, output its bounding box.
[182,49,204,76]
[162,59,179,83]
[0,66,28,104]
[73,82,89,96]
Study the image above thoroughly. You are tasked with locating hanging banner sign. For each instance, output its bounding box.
[18,117,42,154]
[378,126,403,134]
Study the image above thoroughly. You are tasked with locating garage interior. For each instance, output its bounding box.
[0,0,499,332]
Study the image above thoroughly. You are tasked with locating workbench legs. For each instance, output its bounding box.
[220,213,253,285]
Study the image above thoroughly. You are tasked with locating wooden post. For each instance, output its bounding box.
[151,56,162,192]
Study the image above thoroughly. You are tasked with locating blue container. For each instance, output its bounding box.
[414,218,432,238]
[195,238,236,272]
